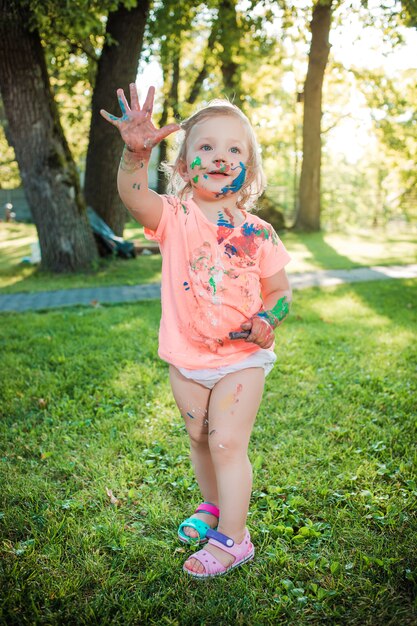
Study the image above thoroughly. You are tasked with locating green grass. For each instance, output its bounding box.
[1,279,416,624]
[0,221,160,294]
[1,221,416,293]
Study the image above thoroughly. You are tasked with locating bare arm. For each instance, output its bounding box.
[235,268,292,349]
[100,84,180,231]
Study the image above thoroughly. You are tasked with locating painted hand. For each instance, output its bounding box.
[240,316,275,349]
[100,84,180,156]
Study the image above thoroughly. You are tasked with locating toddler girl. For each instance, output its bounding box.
[101,84,292,578]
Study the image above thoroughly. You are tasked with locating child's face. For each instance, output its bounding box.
[182,115,250,201]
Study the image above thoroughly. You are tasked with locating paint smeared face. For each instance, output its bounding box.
[182,116,250,199]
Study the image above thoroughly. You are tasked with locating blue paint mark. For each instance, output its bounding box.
[117,95,129,121]
[216,161,246,197]
[203,174,209,179]
[242,223,257,236]
[224,243,238,258]
[183,282,190,291]
[217,211,234,228]
[186,412,195,419]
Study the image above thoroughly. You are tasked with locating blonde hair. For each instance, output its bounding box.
[164,100,266,211]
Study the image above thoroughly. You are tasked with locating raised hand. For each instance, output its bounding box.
[100,83,180,157]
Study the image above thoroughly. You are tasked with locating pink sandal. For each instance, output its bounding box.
[183,528,254,578]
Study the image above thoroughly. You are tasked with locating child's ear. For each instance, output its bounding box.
[178,159,190,182]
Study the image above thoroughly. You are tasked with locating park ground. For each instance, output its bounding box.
[0,223,416,624]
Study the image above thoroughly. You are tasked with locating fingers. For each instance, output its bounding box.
[116,88,130,119]
[246,317,274,348]
[99,108,120,125]
[142,86,155,118]
[155,123,181,143]
[129,83,140,111]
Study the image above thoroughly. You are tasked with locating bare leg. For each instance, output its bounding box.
[169,366,218,536]
[184,367,265,574]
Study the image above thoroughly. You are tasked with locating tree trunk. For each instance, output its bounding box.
[0,1,97,272]
[157,36,181,195]
[84,1,150,236]
[217,0,243,105]
[295,1,333,232]
[187,22,219,104]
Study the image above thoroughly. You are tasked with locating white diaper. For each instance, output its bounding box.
[177,349,277,389]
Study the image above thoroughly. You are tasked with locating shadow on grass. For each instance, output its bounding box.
[297,232,416,329]
[297,232,355,270]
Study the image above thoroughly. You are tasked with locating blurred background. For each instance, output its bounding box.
[0,0,416,273]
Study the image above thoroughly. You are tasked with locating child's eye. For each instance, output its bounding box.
[201,144,212,151]
[230,146,240,154]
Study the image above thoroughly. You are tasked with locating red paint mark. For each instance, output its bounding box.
[224,208,235,226]
[233,384,243,404]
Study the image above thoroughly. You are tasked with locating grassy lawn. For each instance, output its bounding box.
[1,278,416,624]
[1,221,416,293]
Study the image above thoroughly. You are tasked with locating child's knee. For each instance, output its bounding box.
[188,429,209,447]
[208,430,246,461]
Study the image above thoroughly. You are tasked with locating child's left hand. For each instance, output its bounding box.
[240,316,275,349]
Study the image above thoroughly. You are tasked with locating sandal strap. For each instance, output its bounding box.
[178,517,211,542]
[206,528,252,559]
[206,528,234,547]
[195,502,220,518]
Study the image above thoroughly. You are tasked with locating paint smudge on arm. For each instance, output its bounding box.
[257,295,290,328]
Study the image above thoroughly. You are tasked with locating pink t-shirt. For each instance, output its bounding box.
[144,195,291,369]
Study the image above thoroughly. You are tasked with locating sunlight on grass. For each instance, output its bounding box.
[309,291,391,326]
[283,229,417,273]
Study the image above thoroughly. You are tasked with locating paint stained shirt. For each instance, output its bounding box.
[144,195,291,369]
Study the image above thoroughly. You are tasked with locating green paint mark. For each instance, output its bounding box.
[190,156,202,169]
[209,277,216,294]
[192,175,199,183]
[258,296,290,328]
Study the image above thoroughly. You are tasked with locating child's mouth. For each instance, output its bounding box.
[208,171,229,177]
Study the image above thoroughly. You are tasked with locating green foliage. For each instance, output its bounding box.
[401,0,417,28]
[1,0,415,228]
[0,279,416,623]
[353,67,417,223]
[0,127,20,189]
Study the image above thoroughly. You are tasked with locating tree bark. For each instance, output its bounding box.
[217,0,243,104]
[187,21,220,104]
[295,1,333,232]
[0,1,97,272]
[84,1,150,236]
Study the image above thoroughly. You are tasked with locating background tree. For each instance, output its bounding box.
[149,0,249,193]
[84,1,151,235]
[0,0,97,272]
[1,0,415,242]
[216,0,243,104]
[294,0,333,231]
